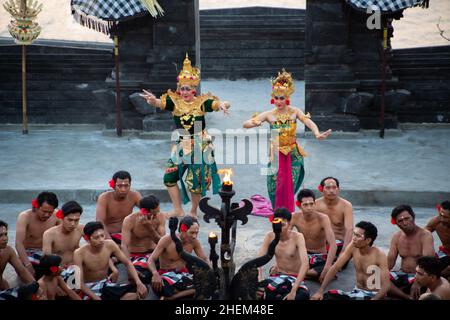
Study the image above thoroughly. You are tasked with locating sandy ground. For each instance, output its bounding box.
[0,0,448,48]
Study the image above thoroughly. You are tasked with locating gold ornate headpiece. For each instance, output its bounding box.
[271,69,295,97]
[177,53,200,87]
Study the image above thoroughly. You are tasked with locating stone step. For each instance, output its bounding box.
[0,112,106,124]
[0,52,112,59]
[0,65,112,73]
[0,81,106,91]
[0,90,98,101]
[202,57,302,66]
[200,16,304,23]
[200,28,305,38]
[200,21,304,28]
[392,45,450,55]
[0,100,104,110]
[0,72,110,81]
[200,7,305,16]
[397,110,449,123]
[201,48,302,59]
[200,40,304,50]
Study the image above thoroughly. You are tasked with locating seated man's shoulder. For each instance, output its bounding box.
[391,230,402,240]
[104,239,118,248]
[3,245,16,258]
[17,209,32,221]
[264,231,276,241]
[315,197,325,204]
[427,216,439,226]
[97,191,113,202]
[339,197,353,208]
[123,212,136,224]
[317,211,332,223]
[130,190,142,201]
[74,245,86,256]
[371,246,387,259]
[290,230,305,241]
[159,234,172,243]
[43,225,58,236]
[419,227,433,239]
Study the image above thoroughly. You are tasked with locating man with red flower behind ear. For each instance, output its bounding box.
[388,204,435,299]
[140,54,230,218]
[315,177,354,260]
[36,254,81,300]
[425,201,450,281]
[42,201,87,290]
[15,192,60,279]
[96,171,141,244]
[147,216,208,300]
[121,195,166,284]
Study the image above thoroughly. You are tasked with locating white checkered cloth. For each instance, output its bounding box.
[71,0,147,21]
[346,0,428,12]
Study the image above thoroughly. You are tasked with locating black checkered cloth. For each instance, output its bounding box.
[346,0,428,12]
[71,0,147,21]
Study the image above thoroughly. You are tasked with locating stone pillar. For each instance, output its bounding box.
[101,0,198,131]
[305,0,360,132]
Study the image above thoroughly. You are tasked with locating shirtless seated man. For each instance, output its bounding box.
[122,195,166,284]
[311,221,390,300]
[43,201,84,282]
[415,256,450,300]
[147,216,208,300]
[257,208,309,300]
[36,254,81,300]
[0,220,35,300]
[315,177,354,260]
[74,222,148,300]
[291,189,337,282]
[425,200,450,281]
[15,192,60,279]
[96,171,141,244]
[388,204,435,299]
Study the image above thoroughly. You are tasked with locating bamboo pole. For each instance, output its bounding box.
[113,22,122,137]
[22,44,28,135]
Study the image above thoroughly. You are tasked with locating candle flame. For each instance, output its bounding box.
[272,218,283,224]
[209,232,217,238]
[218,168,233,185]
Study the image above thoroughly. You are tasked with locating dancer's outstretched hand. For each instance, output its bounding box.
[219,101,231,115]
[140,89,157,106]
[315,129,332,140]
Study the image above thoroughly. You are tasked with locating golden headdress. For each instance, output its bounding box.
[177,53,200,87]
[271,69,295,97]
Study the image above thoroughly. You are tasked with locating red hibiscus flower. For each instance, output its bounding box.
[55,210,64,220]
[317,185,324,192]
[31,199,39,209]
[50,266,59,274]
[269,215,274,222]
[436,204,442,213]
[83,235,89,241]
[180,224,188,232]
[391,217,396,225]
[295,200,301,208]
[109,179,116,189]
[140,208,149,216]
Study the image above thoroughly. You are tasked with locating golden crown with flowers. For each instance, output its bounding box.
[177,53,200,87]
[271,69,295,98]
